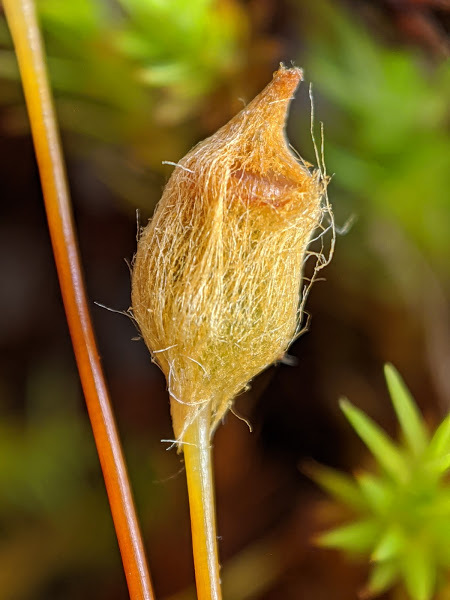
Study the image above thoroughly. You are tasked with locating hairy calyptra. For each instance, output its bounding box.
[132,66,326,446]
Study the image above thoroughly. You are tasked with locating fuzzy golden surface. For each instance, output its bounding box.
[132,66,326,445]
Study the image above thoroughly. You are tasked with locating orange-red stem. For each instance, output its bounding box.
[3,1,155,598]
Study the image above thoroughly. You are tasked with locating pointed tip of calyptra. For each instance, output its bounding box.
[242,64,304,130]
[265,64,304,103]
[273,63,304,91]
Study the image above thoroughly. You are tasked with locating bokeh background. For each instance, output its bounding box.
[0,0,449,598]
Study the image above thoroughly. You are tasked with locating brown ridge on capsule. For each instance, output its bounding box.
[132,65,326,445]
[177,65,314,212]
[228,169,300,208]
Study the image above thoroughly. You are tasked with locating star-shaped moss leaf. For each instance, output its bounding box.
[310,364,450,600]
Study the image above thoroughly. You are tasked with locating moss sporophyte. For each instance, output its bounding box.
[310,365,450,600]
[132,66,331,599]
[132,66,329,445]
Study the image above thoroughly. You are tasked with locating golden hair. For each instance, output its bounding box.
[132,66,327,446]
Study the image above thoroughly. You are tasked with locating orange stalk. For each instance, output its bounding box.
[3,1,155,598]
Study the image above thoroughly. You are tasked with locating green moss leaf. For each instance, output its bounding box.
[356,472,392,515]
[340,399,407,482]
[428,414,450,459]
[384,364,428,457]
[366,561,399,596]
[310,365,450,600]
[402,544,436,600]
[305,463,367,510]
[317,519,379,553]
[371,525,405,562]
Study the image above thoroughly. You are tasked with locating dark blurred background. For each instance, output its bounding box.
[0,0,449,598]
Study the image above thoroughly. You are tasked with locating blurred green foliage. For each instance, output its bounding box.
[311,365,450,600]
[0,0,247,207]
[0,357,163,599]
[35,0,244,116]
[2,0,448,256]
[301,0,450,274]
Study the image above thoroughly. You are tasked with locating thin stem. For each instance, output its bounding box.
[3,2,155,599]
[183,410,222,600]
